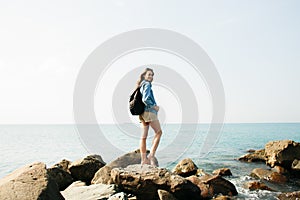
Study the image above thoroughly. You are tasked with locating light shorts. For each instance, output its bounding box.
[139,111,158,123]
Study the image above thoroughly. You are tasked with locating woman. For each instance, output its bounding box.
[135,68,162,166]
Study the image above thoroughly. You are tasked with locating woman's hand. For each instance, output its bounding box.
[153,105,160,112]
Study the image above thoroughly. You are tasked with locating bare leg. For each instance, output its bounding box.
[140,121,150,165]
[148,119,162,166]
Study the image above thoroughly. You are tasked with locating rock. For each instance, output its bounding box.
[91,165,113,184]
[277,191,300,200]
[157,189,178,200]
[172,158,198,177]
[110,164,201,200]
[91,149,158,185]
[107,192,128,200]
[186,175,238,198]
[292,159,300,170]
[108,149,158,168]
[250,168,288,183]
[271,165,289,174]
[213,195,231,200]
[61,182,120,200]
[212,168,232,176]
[0,162,64,200]
[195,169,210,177]
[68,154,106,184]
[47,159,74,190]
[238,149,266,162]
[264,140,300,168]
[243,181,274,191]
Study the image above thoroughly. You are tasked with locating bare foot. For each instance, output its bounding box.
[147,154,158,167]
[141,158,150,165]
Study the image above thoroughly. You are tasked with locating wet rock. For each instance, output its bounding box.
[61,181,120,200]
[172,158,198,177]
[186,175,238,198]
[250,168,288,183]
[238,149,266,162]
[0,162,64,200]
[243,181,274,191]
[212,168,232,176]
[68,154,106,184]
[277,191,300,200]
[265,140,300,168]
[110,164,201,200]
[157,189,178,200]
[271,165,289,174]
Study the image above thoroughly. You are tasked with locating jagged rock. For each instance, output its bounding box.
[213,195,232,200]
[0,162,64,200]
[172,158,198,177]
[277,191,300,200]
[195,169,210,177]
[238,149,266,162]
[61,181,120,200]
[54,159,72,172]
[107,192,128,200]
[186,175,238,198]
[68,154,106,184]
[110,164,202,200]
[292,159,300,170]
[250,168,288,183]
[271,165,289,174]
[157,189,178,200]
[212,168,232,176]
[243,181,274,191]
[108,149,158,168]
[265,140,300,168]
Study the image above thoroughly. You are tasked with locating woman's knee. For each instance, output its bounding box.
[155,129,162,136]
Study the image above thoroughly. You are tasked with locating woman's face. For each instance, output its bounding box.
[144,70,154,82]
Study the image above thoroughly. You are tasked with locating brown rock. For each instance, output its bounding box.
[292,159,300,170]
[110,164,202,200]
[187,175,238,198]
[0,162,64,200]
[212,168,232,176]
[47,165,73,191]
[157,189,178,200]
[271,165,288,174]
[250,168,288,183]
[238,149,266,162]
[264,140,300,168]
[172,158,198,177]
[195,169,210,177]
[243,181,274,191]
[213,195,231,200]
[91,165,113,184]
[277,191,300,200]
[68,154,106,184]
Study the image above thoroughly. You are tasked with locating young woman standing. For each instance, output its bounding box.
[135,68,162,166]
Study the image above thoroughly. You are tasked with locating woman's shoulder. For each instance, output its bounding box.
[140,80,151,87]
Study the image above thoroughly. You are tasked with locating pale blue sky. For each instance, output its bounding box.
[0,0,299,123]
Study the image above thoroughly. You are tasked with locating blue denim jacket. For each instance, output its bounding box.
[140,80,157,114]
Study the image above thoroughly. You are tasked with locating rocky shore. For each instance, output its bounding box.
[0,140,299,200]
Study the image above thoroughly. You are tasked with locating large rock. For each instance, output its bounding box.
[157,189,178,200]
[238,149,266,162]
[172,158,198,177]
[0,162,64,200]
[61,181,120,200]
[264,140,300,168]
[108,149,158,168]
[186,175,238,199]
[91,149,158,185]
[68,154,106,184]
[250,168,288,183]
[47,159,73,190]
[110,164,202,200]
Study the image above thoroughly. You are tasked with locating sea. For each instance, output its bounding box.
[0,123,299,199]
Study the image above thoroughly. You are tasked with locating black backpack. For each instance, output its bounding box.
[129,86,145,115]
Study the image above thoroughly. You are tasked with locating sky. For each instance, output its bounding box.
[0,0,299,124]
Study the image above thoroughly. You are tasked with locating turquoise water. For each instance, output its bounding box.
[0,123,299,199]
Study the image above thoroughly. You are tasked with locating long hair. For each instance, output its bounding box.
[135,68,154,90]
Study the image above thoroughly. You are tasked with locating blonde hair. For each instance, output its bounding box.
[135,68,154,90]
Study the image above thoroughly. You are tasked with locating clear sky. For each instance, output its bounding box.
[0,0,299,124]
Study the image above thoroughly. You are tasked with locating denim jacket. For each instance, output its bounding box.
[140,80,157,114]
